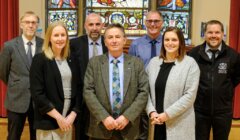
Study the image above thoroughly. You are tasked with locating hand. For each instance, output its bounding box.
[56,115,71,132]
[115,115,129,130]
[65,111,77,126]
[102,116,118,130]
[64,111,77,131]
[157,112,169,122]
[154,112,169,125]
[150,112,162,125]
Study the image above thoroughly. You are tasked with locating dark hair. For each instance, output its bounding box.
[204,20,224,32]
[160,27,186,61]
[104,23,125,37]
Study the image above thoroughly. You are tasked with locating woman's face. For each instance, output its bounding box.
[163,31,179,55]
[50,25,67,53]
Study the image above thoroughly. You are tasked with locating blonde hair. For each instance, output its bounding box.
[42,21,70,60]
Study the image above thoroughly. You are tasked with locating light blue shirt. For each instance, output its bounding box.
[128,34,162,68]
[88,37,103,59]
[109,53,124,110]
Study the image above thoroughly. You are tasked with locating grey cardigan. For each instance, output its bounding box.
[146,55,200,140]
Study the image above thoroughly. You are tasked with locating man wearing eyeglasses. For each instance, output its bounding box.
[128,10,164,140]
[0,11,43,140]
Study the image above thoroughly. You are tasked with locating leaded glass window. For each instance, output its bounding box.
[157,0,192,41]
[85,0,150,36]
[46,0,78,36]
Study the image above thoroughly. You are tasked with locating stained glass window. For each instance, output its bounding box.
[157,0,192,41]
[85,0,150,36]
[46,0,78,36]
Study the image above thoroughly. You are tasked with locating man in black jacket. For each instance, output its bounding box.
[70,13,108,140]
[189,20,240,140]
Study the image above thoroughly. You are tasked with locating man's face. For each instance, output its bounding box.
[20,15,38,40]
[84,15,103,41]
[145,12,163,38]
[104,27,126,54]
[204,24,224,49]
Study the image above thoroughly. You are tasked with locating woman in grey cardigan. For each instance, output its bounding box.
[146,27,200,140]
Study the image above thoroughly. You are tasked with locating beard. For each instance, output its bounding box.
[89,32,101,41]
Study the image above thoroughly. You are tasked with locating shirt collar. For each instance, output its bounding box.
[205,43,222,52]
[145,34,162,43]
[88,37,102,46]
[108,53,124,64]
[22,34,36,45]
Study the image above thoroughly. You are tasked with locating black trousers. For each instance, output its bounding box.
[75,104,89,140]
[7,101,35,140]
[89,131,124,140]
[195,111,232,140]
[137,112,149,140]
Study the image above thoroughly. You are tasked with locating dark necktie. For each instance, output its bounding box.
[111,59,121,119]
[150,40,157,58]
[27,41,33,65]
[209,49,218,63]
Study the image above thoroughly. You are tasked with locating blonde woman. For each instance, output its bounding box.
[30,21,82,140]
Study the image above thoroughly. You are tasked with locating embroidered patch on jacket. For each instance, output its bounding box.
[218,63,227,74]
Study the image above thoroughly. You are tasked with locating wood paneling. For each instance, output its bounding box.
[1,118,240,140]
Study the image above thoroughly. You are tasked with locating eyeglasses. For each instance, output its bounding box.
[146,20,162,25]
[22,21,38,25]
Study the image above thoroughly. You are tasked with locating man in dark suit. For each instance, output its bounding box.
[0,11,43,140]
[83,23,148,140]
[70,13,108,140]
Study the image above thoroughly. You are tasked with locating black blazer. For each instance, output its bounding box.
[70,35,108,81]
[30,53,82,130]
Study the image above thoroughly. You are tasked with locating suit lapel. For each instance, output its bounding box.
[82,36,89,65]
[123,55,131,98]
[101,54,110,99]
[16,37,31,70]
[51,59,64,99]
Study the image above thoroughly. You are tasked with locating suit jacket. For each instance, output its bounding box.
[0,36,43,113]
[146,56,200,140]
[83,53,149,140]
[70,35,108,81]
[30,53,82,130]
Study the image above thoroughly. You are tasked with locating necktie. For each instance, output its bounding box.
[209,49,218,63]
[92,42,98,57]
[150,40,157,58]
[27,41,33,65]
[112,59,121,118]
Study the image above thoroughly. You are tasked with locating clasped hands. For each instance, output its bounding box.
[56,112,76,132]
[150,112,169,125]
[102,115,129,131]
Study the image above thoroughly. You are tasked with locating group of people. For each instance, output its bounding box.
[0,10,240,140]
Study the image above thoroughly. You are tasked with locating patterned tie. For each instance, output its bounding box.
[150,40,157,58]
[27,41,33,65]
[112,59,121,118]
[92,42,98,57]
